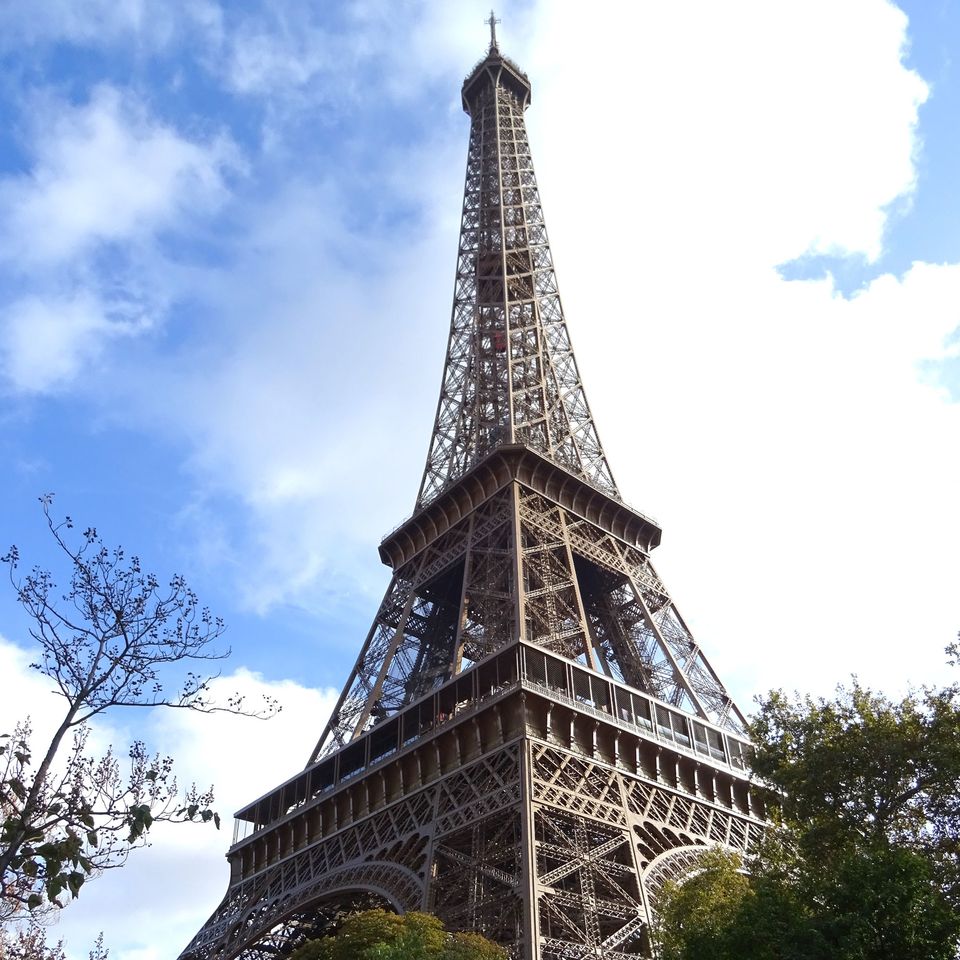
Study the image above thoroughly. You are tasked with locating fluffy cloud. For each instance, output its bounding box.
[222,1,496,103]
[0,0,223,53]
[610,262,960,701]
[0,634,67,747]
[209,1,936,619]
[527,0,927,272]
[2,1,951,678]
[227,16,334,95]
[0,292,150,394]
[110,156,463,612]
[1,87,232,266]
[482,1,957,701]
[0,86,236,394]
[52,0,950,657]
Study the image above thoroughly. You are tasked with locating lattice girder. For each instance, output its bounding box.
[182,674,762,960]
[418,51,617,509]
[311,477,743,762]
[183,37,760,960]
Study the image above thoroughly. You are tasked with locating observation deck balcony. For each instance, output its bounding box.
[229,639,756,853]
[380,444,662,573]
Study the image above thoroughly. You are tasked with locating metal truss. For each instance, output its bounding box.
[182,687,762,960]
[183,37,761,960]
[417,50,617,509]
[311,481,743,761]
[310,41,744,762]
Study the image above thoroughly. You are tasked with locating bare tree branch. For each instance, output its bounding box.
[1,496,279,922]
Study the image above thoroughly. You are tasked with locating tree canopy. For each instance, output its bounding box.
[288,909,507,960]
[658,668,960,960]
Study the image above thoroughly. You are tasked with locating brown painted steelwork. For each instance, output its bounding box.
[380,445,661,573]
[181,30,759,960]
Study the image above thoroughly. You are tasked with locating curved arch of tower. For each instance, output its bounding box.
[181,27,763,960]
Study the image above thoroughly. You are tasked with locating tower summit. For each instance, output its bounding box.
[486,10,501,52]
[182,24,762,960]
[421,31,616,512]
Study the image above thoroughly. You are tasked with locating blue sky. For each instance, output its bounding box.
[1,1,959,957]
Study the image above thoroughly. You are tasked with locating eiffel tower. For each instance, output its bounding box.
[181,19,764,960]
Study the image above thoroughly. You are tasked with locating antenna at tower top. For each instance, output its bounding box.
[486,9,501,51]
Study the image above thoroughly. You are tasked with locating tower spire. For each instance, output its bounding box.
[417,30,618,510]
[486,9,501,51]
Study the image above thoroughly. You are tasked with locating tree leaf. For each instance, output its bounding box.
[67,870,85,898]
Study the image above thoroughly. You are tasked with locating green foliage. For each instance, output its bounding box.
[658,847,828,960]
[0,497,277,921]
[441,932,508,960]
[658,849,753,960]
[288,909,507,960]
[750,680,960,858]
[658,668,960,960]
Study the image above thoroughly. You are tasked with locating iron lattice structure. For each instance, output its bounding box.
[182,35,763,960]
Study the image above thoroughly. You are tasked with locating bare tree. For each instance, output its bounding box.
[0,496,277,920]
[0,919,106,960]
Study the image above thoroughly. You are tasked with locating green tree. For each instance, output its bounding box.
[658,847,825,960]
[659,849,751,960]
[440,932,508,960]
[1,497,277,922]
[288,909,507,960]
[657,669,960,960]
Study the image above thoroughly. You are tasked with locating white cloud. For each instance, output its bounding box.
[227,17,333,95]
[0,293,150,394]
[526,0,927,271]
[0,636,336,960]
[597,260,960,703]
[61,0,952,658]
[108,164,461,612]
[0,1,946,690]
[0,0,952,697]
[0,0,148,48]
[0,634,67,748]
[222,1,494,103]
[500,1,955,700]
[0,0,223,53]
[0,86,237,395]
[1,86,233,267]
